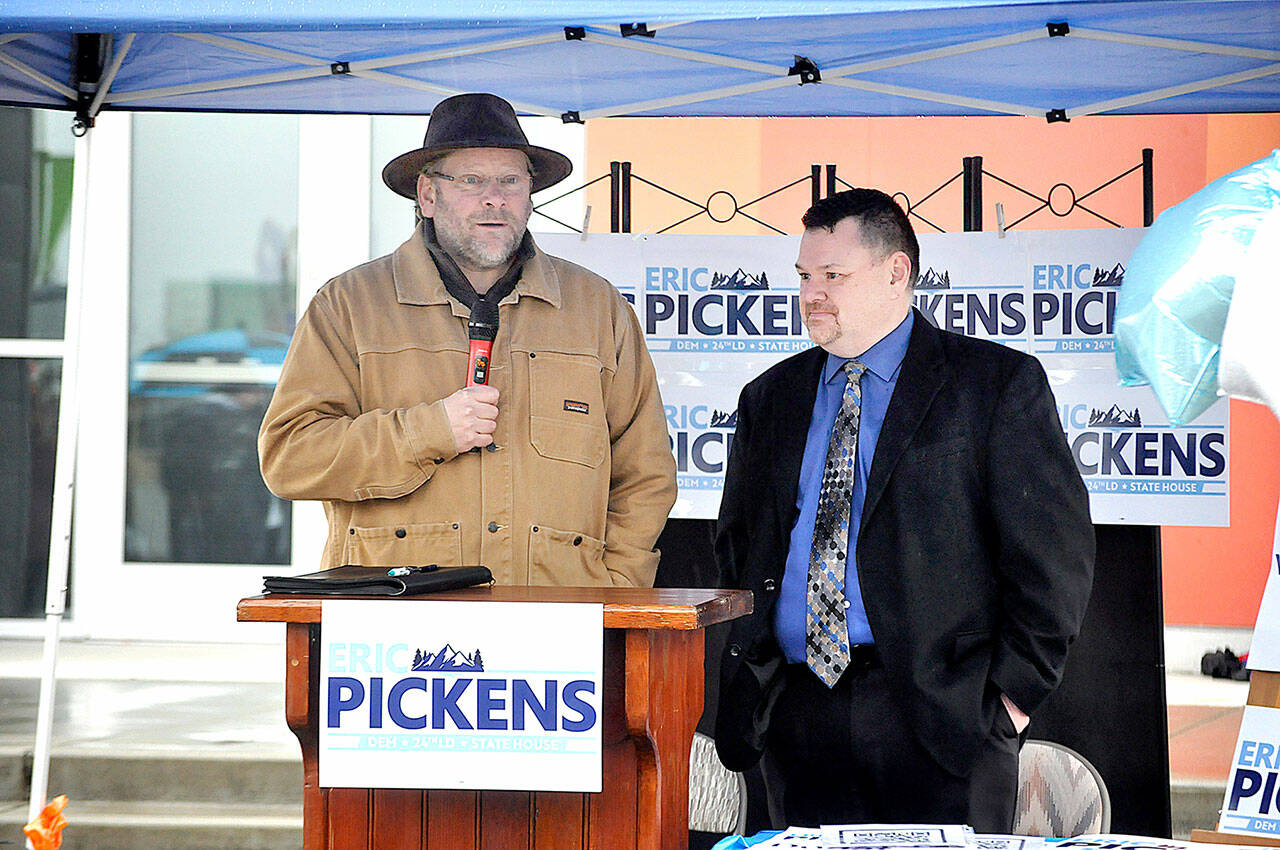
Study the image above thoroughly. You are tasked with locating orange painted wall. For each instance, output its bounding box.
[585,113,1280,628]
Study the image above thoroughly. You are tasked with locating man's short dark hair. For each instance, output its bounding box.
[802,189,919,287]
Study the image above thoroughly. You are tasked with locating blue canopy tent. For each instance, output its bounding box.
[3,0,1279,840]
[3,1,1280,124]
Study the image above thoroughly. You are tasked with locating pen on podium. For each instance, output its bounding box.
[387,565,440,577]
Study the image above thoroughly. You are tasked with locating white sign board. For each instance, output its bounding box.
[540,229,1229,526]
[1051,370,1228,525]
[1218,704,1280,836]
[1247,504,1280,671]
[319,600,603,791]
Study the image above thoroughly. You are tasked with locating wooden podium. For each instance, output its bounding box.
[238,586,751,850]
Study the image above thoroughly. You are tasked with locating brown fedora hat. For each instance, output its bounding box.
[382,93,572,198]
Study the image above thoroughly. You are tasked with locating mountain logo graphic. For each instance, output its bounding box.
[916,268,951,290]
[1091,263,1125,288]
[411,643,485,673]
[1088,404,1143,428]
[708,269,769,290]
[709,409,738,428]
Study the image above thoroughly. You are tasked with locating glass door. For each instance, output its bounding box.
[123,112,299,569]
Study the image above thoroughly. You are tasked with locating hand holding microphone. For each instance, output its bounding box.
[443,298,501,453]
[442,384,499,452]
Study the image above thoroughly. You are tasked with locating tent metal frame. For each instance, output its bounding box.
[3,21,1280,124]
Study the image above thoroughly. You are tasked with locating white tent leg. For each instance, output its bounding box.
[26,613,63,835]
[25,122,91,841]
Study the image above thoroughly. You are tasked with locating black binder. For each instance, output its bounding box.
[262,565,492,597]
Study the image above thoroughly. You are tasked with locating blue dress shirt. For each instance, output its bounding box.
[774,311,914,663]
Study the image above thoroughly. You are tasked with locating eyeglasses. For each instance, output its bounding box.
[429,171,532,196]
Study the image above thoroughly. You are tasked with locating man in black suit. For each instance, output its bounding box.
[714,189,1094,831]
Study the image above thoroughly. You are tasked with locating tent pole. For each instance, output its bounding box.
[620,162,631,233]
[1142,148,1154,227]
[962,157,974,231]
[610,162,621,233]
[967,155,977,229]
[962,156,984,232]
[26,123,91,837]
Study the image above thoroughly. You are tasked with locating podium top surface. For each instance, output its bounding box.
[238,585,752,630]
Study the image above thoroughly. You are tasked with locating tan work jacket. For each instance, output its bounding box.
[259,227,677,587]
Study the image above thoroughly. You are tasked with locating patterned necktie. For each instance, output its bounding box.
[806,359,868,687]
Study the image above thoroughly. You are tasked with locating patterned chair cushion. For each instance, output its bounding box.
[1013,739,1111,837]
[690,732,747,834]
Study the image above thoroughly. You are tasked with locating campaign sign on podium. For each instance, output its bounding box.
[319,599,604,792]
[1218,705,1280,837]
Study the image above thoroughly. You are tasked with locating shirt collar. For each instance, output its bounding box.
[822,310,915,385]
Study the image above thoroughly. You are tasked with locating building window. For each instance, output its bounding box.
[0,106,72,617]
[0,359,61,617]
[0,107,71,340]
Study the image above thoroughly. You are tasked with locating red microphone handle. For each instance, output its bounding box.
[466,338,493,387]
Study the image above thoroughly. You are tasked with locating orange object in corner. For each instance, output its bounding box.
[23,795,69,850]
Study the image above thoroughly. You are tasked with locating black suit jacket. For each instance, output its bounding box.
[714,310,1095,776]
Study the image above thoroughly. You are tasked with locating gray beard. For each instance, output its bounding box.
[434,215,523,270]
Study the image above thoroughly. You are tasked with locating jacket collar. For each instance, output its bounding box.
[391,221,563,317]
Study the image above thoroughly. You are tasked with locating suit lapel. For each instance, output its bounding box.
[772,347,826,524]
[862,312,948,525]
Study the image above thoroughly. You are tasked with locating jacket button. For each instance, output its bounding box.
[395,528,406,539]
[488,522,499,533]
[452,523,459,530]
[573,536,582,546]
[485,444,498,452]
[763,579,777,592]
[529,352,537,359]
[348,528,355,535]
[728,644,741,657]
[433,457,444,464]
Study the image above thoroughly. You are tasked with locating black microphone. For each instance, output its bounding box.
[466,299,499,387]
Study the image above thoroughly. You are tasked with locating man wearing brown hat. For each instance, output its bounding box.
[259,93,677,587]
